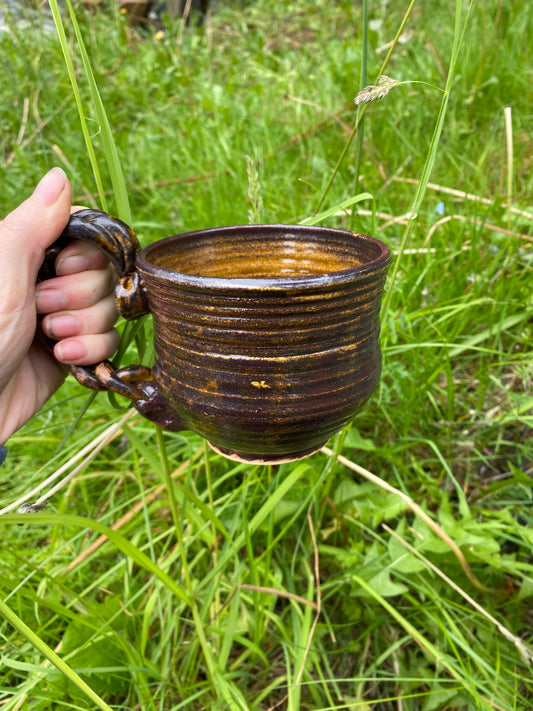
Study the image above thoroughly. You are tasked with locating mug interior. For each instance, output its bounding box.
[140,224,388,282]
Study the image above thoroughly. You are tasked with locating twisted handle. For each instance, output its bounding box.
[38,209,185,431]
[39,208,149,320]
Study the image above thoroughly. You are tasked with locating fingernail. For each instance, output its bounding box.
[56,254,90,276]
[56,340,88,363]
[33,167,67,207]
[45,314,81,339]
[35,289,67,314]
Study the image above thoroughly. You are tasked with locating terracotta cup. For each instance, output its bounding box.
[40,210,391,463]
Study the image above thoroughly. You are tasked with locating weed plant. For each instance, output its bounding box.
[0,0,532,709]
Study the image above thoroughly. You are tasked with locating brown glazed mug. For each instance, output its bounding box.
[39,210,391,464]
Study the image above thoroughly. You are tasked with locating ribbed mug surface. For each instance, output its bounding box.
[137,224,391,463]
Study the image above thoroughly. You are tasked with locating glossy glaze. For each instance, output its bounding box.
[44,213,391,463]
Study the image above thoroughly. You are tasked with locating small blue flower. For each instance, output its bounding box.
[435,202,445,216]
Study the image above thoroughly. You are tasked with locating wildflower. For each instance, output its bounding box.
[354,75,400,106]
[435,202,446,215]
[154,30,165,41]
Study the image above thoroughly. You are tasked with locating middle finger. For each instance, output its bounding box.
[35,265,116,314]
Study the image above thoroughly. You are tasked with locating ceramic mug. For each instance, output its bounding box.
[40,210,391,463]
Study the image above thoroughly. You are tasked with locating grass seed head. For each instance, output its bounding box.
[354,75,401,105]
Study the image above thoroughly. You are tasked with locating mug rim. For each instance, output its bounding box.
[137,223,391,290]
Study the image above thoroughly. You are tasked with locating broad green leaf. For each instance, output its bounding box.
[344,428,377,451]
[517,578,533,601]
[388,521,427,573]
[365,568,408,597]
[333,479,408,526]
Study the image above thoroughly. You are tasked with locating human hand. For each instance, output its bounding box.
[0,168,120,444]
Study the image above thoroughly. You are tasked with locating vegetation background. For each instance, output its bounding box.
[0,0,532,709]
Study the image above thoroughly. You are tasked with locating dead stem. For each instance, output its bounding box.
[321,446,506,594]
[62,445,204,574]
[383,523,533,665]
[0,410,138,517]
[423,213,533,247]
[73,170,221,203]
[393,176,533,221]
[239,584,317,610]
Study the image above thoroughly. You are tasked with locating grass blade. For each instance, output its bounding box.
[0,597,114,711]
[0,513,192,606]
[47,0,107,208]
[382,0,476,317]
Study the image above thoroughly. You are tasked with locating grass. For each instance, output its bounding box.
[1,0,532,709]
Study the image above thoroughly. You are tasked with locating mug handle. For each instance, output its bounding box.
[37,209,185,431]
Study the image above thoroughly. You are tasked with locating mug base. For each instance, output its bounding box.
[207,440,328,465]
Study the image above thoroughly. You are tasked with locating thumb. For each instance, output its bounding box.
[0,167,72,310]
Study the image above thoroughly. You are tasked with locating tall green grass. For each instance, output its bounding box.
[0,0,532,709]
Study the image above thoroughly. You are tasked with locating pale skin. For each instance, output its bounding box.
[0,167,119,445]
